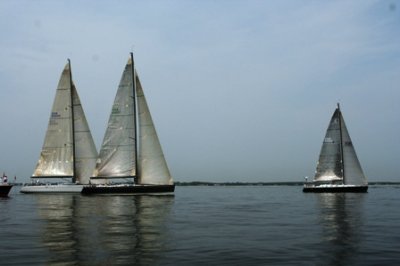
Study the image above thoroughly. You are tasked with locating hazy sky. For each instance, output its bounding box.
[0,1,399,182]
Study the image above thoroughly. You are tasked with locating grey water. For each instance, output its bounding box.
[1,185,400,266]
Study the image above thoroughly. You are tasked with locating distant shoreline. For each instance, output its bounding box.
[174,181,400,186]
[8,181,400,186]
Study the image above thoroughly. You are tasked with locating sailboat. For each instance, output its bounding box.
[21,60,98,193]
[0,173,12,197]
[82,53,174,195]
[303,104,368,192]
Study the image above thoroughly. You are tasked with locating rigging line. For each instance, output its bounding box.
[130,52,139,184]
[337,103,345,184]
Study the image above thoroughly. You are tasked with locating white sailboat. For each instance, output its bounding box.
[21,60,98,193]
[82,53,174,194]
[303,104,368,192]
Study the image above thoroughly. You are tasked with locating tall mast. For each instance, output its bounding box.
[337,103,345,184]
[130,53,139,184]
[68,59,77,183]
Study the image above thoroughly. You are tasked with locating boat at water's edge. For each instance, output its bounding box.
[87,53,174,195]
[0,184,13,197]
[303,103,368,193]
[22,59,98,193]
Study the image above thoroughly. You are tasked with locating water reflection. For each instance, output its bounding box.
[316,193,365,265]
[36,195,174,265]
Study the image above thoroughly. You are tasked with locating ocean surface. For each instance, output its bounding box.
[1,185,400,266]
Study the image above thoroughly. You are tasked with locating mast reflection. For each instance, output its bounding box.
[37,195,174,265]
[37,194,80,265]
[315,193,365,265]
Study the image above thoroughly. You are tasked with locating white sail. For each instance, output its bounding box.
[32,62,98,185]
[72,84,98,184]
[314,108,343,182]
[340,116,368,186]
[136,74,173,185]
[32,63,74,178]
[93,58,136,179]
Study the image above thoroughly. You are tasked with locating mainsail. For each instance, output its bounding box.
[92,54,173,186]
[314,104,367,186]
[314,108,343,182]
[92,58,136,179]
[32,61,98,184]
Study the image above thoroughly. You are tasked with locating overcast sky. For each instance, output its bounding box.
[0,0,399,182]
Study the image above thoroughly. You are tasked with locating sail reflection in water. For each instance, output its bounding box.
[36,195,174,265]
[315,193,365,265]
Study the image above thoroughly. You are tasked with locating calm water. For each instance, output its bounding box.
[1,185,400,265]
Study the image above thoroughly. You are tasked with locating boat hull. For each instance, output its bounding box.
[20,184,83,193]
[303,184,368,193]
[82,184,175,195]
[0,184,13,197]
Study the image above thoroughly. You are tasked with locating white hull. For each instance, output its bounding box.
[20,184,83,193]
